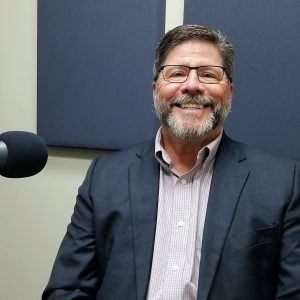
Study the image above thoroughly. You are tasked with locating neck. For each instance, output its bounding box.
[161,126,222,174]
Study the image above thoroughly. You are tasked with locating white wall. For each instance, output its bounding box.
[0,0,183,299]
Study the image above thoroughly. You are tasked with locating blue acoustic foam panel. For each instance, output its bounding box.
[185,0,300,160]
[38,0,165,150]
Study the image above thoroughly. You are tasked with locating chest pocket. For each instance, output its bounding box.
[230,223,281,250]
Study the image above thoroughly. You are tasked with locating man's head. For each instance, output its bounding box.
[153,24,234,84]
[153,24,234,140]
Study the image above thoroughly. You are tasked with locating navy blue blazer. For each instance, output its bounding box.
[43,134,300,299]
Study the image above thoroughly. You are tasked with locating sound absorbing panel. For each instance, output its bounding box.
[38,0,165,150]
[185,0,300,160]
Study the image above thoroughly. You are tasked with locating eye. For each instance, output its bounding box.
[163,66,189,80]
[198,66,224,82]
[170,70,187,77]
[201,71,217,79]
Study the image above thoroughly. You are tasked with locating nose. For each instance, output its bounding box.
[180,69,205,94]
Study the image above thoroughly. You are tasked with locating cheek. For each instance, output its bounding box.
[155,82,180,100]
[206,85,231,103]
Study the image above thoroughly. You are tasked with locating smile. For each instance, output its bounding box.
[173,103,211,110]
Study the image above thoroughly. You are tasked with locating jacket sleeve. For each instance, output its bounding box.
[276,162,300,299]
[42,159,100,299]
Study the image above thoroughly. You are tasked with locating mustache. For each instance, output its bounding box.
[168,94,217,109]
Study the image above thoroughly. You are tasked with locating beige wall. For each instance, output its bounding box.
[0,0,183,299]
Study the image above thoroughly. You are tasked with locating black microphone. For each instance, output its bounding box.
[0,131,48,178]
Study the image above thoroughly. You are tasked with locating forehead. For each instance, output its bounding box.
[164,40,223,66]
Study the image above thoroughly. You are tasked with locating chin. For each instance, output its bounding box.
[167,116,217,140]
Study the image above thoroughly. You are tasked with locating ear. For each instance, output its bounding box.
[152,81,157,99]
[228,82,234,105]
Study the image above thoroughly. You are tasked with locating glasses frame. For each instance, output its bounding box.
[158,65,230,84]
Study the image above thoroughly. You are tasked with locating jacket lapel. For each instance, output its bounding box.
[129,142,159,300]
[197,135,250,300]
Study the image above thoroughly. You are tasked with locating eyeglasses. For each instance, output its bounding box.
[159,65,229,84]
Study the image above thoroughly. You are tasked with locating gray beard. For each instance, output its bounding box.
[154,93,231,140]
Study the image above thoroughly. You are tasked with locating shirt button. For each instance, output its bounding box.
[177,221,185,227]
[171,264,179,271]
[181,178,187,185]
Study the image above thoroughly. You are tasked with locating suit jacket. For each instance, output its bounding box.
[43,134,300,299]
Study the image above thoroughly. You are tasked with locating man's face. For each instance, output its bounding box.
[153,40,233,140]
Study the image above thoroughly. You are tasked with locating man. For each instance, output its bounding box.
[43,25,300,299]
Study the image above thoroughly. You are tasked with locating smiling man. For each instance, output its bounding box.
[152,37,233,175]
[153,41,232,139]
[43,25,300,300]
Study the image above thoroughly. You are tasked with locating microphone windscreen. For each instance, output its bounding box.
[0,131,48,178]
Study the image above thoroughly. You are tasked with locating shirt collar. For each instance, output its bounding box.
[154,126,223,171]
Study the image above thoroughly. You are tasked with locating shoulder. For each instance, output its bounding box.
[87,139,155,176]
[221,134,299,173]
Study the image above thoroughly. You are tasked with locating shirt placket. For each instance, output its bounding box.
[162,175,193,299]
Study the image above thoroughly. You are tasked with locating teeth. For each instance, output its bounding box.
[180,104,205,109]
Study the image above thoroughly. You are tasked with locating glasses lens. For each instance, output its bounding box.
[198,66,224,84]
[162,66,189,83]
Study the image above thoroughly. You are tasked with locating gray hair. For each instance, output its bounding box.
[153,24,234,83]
